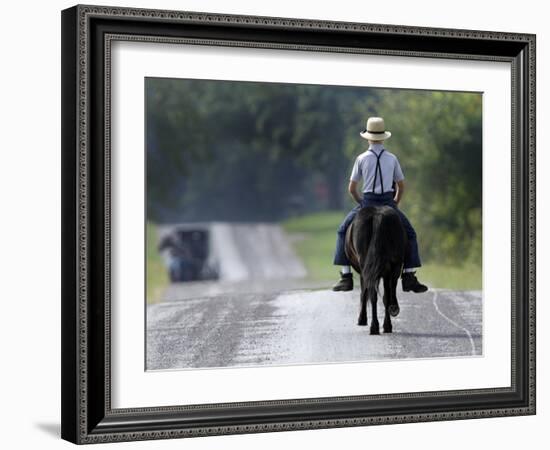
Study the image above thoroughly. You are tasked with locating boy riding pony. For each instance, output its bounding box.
[332,117,428,294]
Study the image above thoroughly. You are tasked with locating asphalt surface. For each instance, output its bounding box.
[158,222,307,283]
[146,285,482,371]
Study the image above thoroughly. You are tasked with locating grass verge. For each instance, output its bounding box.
[146,222,169,304]
[282,211,481,290]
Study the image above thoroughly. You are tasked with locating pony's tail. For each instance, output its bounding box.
[362,214,385,296]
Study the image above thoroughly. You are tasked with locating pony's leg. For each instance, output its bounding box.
[370,289,380,335]
[358,276,368,326]
[383,277,392,333]
[389,268,400,317]
[386,275,400,332]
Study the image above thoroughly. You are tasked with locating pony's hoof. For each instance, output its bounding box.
[370,325,380,335]
[383,326,393,333]
[389,304,400,317]
[357,316,367,326]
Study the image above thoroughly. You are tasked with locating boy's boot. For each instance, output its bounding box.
[401,271,428,293]
[332,272,353,292]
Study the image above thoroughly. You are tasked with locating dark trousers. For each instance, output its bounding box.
[333,192,421,270]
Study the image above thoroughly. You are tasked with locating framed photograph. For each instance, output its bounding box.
[61,4,536,444]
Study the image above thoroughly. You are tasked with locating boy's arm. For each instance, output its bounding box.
[394,180,405,205]
[393,156,405,205]
[348,157,363,204]
[348,180,363,204]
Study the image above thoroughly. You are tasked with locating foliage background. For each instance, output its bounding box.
[146,78,482,286]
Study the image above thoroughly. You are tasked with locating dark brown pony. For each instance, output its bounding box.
[345,206,406,334]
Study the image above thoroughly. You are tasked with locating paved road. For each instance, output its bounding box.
[146,285,482,371]
[158,222,307,283]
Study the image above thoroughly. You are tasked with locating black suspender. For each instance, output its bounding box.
[370,148,385,194]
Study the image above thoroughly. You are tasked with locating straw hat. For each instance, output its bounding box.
[360,117,392,141]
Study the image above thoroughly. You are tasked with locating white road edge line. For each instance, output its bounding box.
[432,290,477,356]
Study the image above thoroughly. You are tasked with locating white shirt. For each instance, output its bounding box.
[349,143,405,194]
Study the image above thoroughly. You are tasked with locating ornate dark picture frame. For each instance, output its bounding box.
[61,4,536,444]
